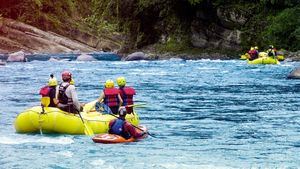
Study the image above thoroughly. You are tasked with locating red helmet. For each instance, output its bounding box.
[61,71,72,81]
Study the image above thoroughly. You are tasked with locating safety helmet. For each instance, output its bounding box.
[70,78,75,85]
[250,47,254,50]
[105,79,114,88]
[62,71,72,81]
[254,46,258,50]
[48,77,58,86]
[119,107,127,116]
[116,77,126,87]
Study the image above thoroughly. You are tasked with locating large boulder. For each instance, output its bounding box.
[122,52,149,61]
[191,21,241,50]
[7,51,27,62]
[48,57,60,62]
[287,67,300,79]
[76,54,97,61]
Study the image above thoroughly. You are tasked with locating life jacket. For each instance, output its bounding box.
[248,50,257,59]
[39,86,50,97]
[58,83,72,105]
[109,119,130,139]
[104,88,119,107]
[119,87,136,106]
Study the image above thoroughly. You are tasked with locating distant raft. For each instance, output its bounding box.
[92,125,148,144]
[247,57,280,65]
[14,102,140,135]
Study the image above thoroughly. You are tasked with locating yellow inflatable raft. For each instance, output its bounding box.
[240,53,250,60]
[14,101,140,135]
[247,57,280,65]
[277,55,285,61]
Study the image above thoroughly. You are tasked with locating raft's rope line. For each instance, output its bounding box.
[24,109,137,123]
[38,113,44,135]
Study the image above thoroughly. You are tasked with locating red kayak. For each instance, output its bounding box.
[92,125,148,144]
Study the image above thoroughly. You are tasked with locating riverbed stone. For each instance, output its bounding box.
[76,54,97,61]
[7,51,27,62]
[287,67,300,79]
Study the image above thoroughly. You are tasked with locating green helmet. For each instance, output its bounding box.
[116,77,126,87]
[48,77,58,86]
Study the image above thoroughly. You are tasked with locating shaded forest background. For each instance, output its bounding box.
[0,0,299,54]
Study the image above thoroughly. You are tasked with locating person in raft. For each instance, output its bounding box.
[116,77,136,114]
[47,74,58,107]
[248,47,258,60]
[39,74,58,107]
[56,71,82,113]
[267,45,277,58]
[98,79,123,114]
[108,107,145,139]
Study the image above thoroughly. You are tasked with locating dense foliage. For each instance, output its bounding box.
[0,0,299,52]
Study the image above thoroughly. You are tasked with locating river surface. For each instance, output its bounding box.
[1,58,300,168]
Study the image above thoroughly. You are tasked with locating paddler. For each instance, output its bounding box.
[56,71,83,113]
[116,77,136,114]
[267,45,277,58]
[248,47,258,60]
[98,79,123,114]
[47,74,58,107]
[108,107,145,139]
[39,74,58,107]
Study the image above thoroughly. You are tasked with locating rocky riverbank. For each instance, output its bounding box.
[0,17,122,54]
[1,17,299,62]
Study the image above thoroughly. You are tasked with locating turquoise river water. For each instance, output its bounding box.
[0,57,300,168]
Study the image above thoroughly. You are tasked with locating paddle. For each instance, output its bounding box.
[96,102,156,138]
[125,103,147,108]
[77,110,94,136]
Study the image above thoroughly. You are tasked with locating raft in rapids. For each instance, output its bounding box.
[14,101,140,135]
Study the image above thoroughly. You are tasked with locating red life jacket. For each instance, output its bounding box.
[118,87,136,106]
[39,86,50,97]
[104,88,119,107]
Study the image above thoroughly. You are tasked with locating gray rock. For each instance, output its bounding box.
[191,20,241,50]
[287,67,300,79]
[122,52,149,61]
[48,57,60,61]
[217,8,248,28]
[76,54,97,61]
[7,51,27,62]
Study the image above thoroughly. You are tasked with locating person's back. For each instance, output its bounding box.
[116,77,136,114]
[267,45,277,58]
[248,47,257,61]
[98,79,123,114]
[56,71,81,113]
[108,108,144,139]
[48,76,58,107]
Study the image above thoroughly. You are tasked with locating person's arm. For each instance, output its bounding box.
[124,122,143,138]
[98,92,104,103]
[69,86,81,111]
[117,93,123,107]
[55,86,59,100]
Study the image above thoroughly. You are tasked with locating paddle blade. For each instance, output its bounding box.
[41,97,50,107]
[83,123,94,136]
